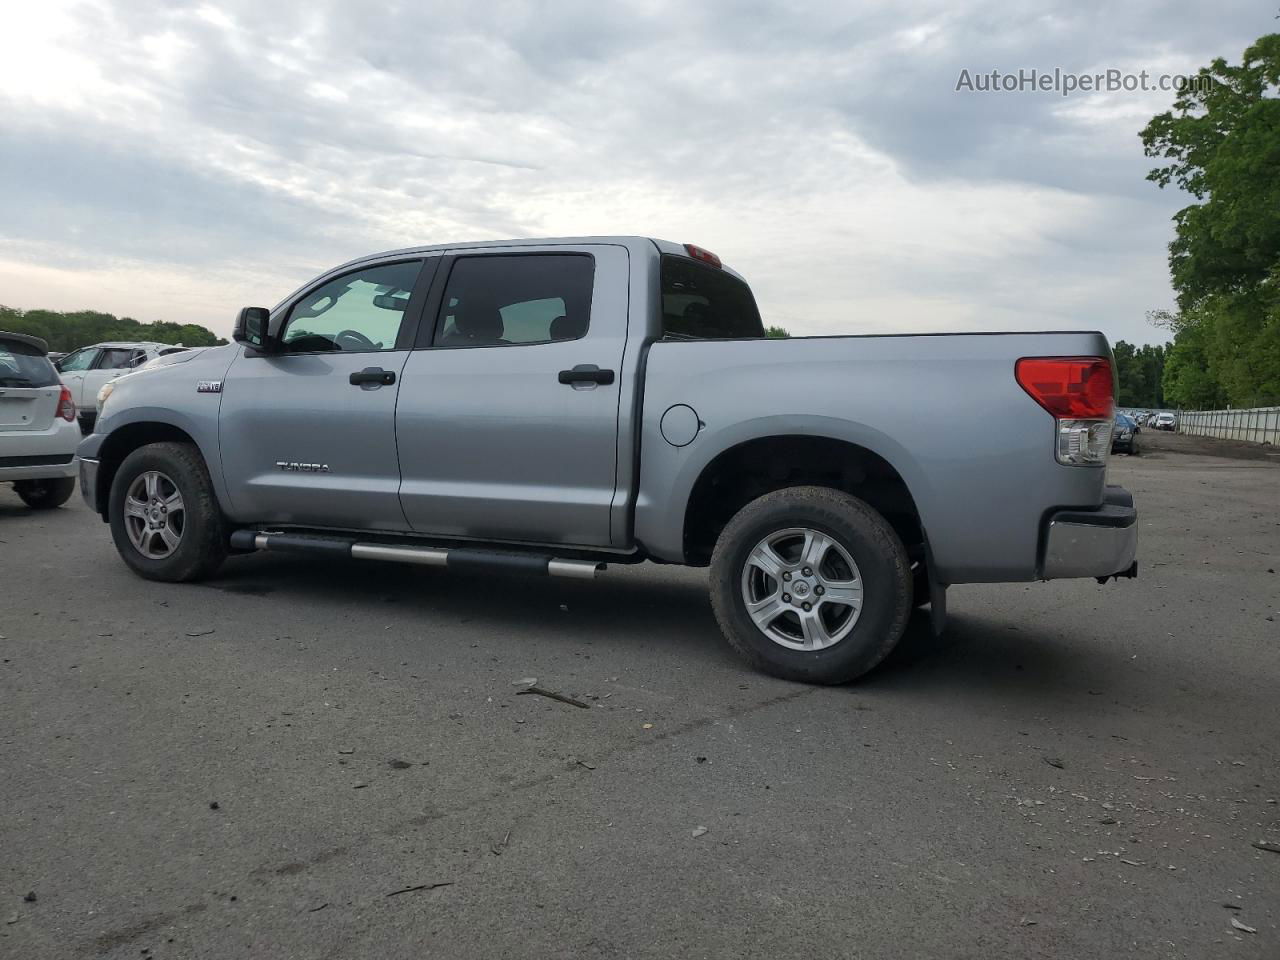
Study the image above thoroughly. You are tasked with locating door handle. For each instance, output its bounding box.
[557,365,615,386]
[349,367,396,386]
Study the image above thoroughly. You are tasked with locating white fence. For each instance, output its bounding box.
[1178,406,1280,445]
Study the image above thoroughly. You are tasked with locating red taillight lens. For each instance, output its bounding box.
[1015,357,1114,419]
[683,243,722,268]
[56,385,76,422]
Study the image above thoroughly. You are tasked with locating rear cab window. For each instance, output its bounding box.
[0,338,59,388]
[661,255,764,340]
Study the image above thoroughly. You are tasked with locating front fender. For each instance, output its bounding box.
[86,345,238,515]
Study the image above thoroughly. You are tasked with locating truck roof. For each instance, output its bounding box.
[320,236,746,283]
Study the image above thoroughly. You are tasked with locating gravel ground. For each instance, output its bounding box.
[1139,428,1280,463]
[1,449,1277,959]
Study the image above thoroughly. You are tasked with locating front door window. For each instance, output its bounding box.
[281,261,423,353]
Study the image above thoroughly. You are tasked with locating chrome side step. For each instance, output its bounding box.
[229,530,604,579]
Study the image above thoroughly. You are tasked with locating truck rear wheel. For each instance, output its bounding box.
[709,486,912,684]
[108,441,228,582]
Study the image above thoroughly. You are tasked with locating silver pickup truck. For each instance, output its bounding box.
[78,237,1136,683]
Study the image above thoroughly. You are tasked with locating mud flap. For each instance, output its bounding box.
[928,571,948,637]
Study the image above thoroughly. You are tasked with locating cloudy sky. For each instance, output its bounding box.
[0,1,1270,343]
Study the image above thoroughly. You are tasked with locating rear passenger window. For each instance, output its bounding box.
[97,348,139,369]
[434,255,594,347]
[661,255,764,340]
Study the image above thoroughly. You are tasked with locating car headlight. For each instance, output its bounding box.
[96,381,115,408]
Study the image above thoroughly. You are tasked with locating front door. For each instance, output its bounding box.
[218,258,434,531]
[396,245,628,547]
[55,346,101,409]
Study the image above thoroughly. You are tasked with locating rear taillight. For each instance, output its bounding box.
[56,385,76,422]
[683,243,722,268]
[1016,357,1114,466]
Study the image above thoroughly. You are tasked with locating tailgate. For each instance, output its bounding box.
[0,386,60,432]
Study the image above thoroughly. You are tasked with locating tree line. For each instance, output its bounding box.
[1141,33,1280,411]
[0,305,226,353]
[1112,340,1167,409]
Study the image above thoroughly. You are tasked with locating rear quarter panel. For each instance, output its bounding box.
[636,331,1112,582]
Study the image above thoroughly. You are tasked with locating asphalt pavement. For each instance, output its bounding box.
[2,442,1278,959]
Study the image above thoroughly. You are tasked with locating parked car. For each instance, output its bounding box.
[1152,412,1178,431]
[55,342,188,433]
[1112,413,1141,455]
[78,237,1137,684]
[94,347,210,415]
[0,331,79,508]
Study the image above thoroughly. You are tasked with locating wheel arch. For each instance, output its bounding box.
[673,423,933,567]
[92,420,211,520]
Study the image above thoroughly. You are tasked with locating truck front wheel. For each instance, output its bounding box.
[108,441,228,582]
[709,486,912,684]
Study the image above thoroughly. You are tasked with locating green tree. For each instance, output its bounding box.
[1160,309,1228,408]
[1112,340,1168,408]
[1142,33,1280,408]
[0,305,226,352]
[765,325,790,339]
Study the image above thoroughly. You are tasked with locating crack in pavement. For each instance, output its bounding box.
[80,685,818,954]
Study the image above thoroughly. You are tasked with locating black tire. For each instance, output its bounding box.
[14,476,76,509]
[709,486,912,684]
[108,441,228,582]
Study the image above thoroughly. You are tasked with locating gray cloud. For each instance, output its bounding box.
[0,0,1270,343]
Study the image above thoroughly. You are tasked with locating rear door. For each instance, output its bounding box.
[0,338,61,434]
[396,244,628,547]
[218,258,435,530]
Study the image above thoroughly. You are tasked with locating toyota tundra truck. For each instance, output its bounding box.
[77,237,1137,683]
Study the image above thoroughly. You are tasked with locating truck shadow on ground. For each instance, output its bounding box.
[201,553,1123,709]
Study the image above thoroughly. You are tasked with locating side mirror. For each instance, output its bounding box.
[233,307,272,351]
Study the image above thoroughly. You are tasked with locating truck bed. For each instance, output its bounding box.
[635,330,1114,582]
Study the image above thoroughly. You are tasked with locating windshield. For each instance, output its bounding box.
[0,339,59,388]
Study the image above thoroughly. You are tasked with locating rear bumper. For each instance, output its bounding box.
[0,454,77,482]
[0,418,81,482]
[1041,485,1137,580]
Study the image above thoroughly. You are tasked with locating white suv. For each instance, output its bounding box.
[55,342,188,432]
[0,332,80,509]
